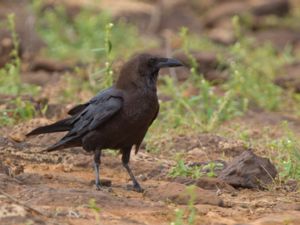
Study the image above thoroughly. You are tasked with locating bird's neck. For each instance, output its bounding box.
[116,77,157,93]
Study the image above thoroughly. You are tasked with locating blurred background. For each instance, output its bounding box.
[0,0,300,224]
[0,0,300,122]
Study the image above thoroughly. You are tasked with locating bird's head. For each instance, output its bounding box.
[116,54,183,90]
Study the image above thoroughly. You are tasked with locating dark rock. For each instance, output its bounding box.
[218,150,277,189]
[30,58,73,73]
[250,0,290,17]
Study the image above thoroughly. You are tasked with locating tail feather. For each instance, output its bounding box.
[26,118,72,136]
[45,135,81,152]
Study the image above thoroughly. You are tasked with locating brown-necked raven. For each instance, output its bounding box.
[27,54,183,192]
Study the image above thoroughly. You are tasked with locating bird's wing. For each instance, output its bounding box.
[46,92,123,152]
[70,92,123,134]
[67,88,118,116]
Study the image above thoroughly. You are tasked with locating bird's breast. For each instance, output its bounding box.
[122,91,158,124]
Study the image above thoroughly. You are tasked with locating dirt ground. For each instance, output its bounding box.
[1,115,300,225]
[1,0,300,225]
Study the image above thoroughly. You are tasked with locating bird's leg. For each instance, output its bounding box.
[122,148,143,193]
[94,149,102,190]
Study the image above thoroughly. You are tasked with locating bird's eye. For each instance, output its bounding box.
[148,58,156,66]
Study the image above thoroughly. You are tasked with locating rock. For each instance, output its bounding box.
[203,2,250,27]
[145,182,224,206]
[254,29,300,50]
[218,150,277,189]
[274,62,300,93]
[0,204,26,219]
[30,58,74,73]
[250,0,290,17]
[208,27,236,45]
[8,132,25,142]
[0,1,45,67]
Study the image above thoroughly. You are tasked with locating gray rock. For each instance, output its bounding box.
[218,150,277,189]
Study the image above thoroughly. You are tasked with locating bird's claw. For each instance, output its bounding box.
[95,180,102,191]
[127,183,144,193]
[96,185,102,191]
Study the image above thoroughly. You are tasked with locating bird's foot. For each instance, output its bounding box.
[95,179,102,191]
[126,183,144,193]
[95,183,113,192]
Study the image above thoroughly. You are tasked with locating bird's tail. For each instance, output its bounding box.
[26,118,72,136]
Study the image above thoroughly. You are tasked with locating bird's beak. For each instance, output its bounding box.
[156,58,184,69]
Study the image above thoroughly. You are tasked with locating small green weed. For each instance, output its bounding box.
[32,2,142,62]
[0,14,39,96]
[169,158,202,179]
[268,122,300,181]
[225,16,292,111]
[88,198,101,223]
[170,185,197,225]
[0,14,39,126]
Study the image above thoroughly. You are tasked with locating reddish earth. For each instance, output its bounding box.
[1,117,299,225]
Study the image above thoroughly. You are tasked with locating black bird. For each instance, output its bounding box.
[27,54,183,192]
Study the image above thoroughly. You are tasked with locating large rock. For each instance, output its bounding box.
[218,150,277,189]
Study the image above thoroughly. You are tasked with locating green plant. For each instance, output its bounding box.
[202,162,219,177]
[170,185,197,225]
[57,20,116,102]
[225,16,291,111]
[155,27,242,134]
[88,198,101,223]
[33,3,142,62]
[0,14,39,126]
[0,14,39,96]
[169,155,202,179]
[268,122,300,180]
